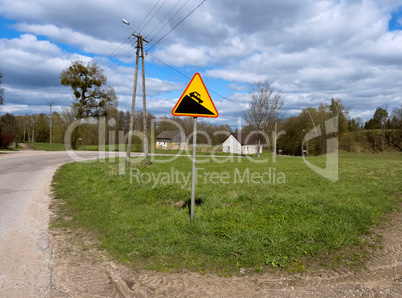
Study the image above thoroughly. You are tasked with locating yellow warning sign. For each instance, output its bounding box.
[172,73,218,118]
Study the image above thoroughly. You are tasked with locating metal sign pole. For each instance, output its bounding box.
[190,117,197,221]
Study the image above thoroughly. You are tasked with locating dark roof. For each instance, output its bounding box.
[229,132,259,145]
[155,130,180,140]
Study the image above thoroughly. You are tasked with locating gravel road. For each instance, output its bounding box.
[0,150,125,297]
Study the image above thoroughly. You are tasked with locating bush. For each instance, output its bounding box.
[0,130,15,148]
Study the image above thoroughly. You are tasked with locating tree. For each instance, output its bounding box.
[373,106,388,151]
[391,105,402,129]
[0,113,17,148]
[329,98,349,134]
[0,71,4,106]
[244,80,283,157]
[34,113,50,142]
[60,61,118,119]
[372,107,388,129]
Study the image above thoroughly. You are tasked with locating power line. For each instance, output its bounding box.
[144,0,185,40]
[95,35,136,71]
[140,0,169,37]
[136,0,162,34]
[96,0,200,74]
[146,0,191,43]
[147,0,206,52]
[145,52,246,109]
[146,52,191,80]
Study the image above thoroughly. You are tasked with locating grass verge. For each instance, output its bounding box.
[51,152,402,274]
[32,142,66,151]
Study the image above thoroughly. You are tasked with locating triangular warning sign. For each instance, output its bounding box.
[172,73,218,118]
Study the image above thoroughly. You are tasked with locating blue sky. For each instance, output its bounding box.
[0,0,402,127]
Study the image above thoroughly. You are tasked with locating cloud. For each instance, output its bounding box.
[1,0,402,127]
[0,34,87,89]
[14,23,124,55]
[152,44,210,67]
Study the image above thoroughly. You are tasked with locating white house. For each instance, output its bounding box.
[222,133,263,155]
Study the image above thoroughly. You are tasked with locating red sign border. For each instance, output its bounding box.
[171,73,219,118]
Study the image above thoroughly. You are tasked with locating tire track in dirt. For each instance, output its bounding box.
[49,202,402,297]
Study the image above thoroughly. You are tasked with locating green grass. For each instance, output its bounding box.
[51,151,402,273]
[32,142,66,151]
[0,147,20,151]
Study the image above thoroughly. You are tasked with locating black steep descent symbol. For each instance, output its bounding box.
[175,91,215,115]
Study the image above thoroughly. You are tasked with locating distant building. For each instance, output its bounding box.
[222,132,263,155]
[155,130,188,150]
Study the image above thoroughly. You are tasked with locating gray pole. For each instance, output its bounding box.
[190,117,197,221]
[140,36,148,166]
[126,37,140,166]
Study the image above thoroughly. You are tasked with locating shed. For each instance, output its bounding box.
[155,130,188,150]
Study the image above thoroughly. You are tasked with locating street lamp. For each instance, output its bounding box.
[122,19,138,34]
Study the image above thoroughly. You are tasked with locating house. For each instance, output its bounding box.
[222,132,263,155]
[155,130,188,150]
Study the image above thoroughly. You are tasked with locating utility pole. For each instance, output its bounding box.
[126,37,140,166]
[49,102,54,149]
[140,36,148,165]
[124,20,149,166]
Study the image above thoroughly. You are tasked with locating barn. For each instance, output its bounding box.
[155,130,188,150]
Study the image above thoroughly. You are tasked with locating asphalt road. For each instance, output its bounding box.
[0,150,126,297]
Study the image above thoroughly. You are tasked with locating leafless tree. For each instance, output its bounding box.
[0,72,4,106]
[244,80,283,157]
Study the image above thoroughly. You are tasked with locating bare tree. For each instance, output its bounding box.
[0,72,4,106]
[391,105,402,129]
[244,80,283,157]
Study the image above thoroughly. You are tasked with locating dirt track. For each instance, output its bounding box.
[49,201,402,297]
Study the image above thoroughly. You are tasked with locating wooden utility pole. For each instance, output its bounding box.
[140,36,148,165]
[126,37,140,166]
[125,34,148,166]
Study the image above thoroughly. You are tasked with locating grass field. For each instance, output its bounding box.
[32,142,67,151]
[51,151,402,274]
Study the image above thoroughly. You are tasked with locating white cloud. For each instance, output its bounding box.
[14,23,123,55]
[1,0,402,125]
[152,44,210,67]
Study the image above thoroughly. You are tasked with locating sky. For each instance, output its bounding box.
[0,0,402,127]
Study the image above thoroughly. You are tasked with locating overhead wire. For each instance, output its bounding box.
[146,0,191,44]
[97,36,138,75]
[99,0,198,71]
[136,0,162,34]
[144,0,185,41]
[95,0,246,110]
[140,0,169,38]
[145,52,246,109]
[147,0,206,52]
[94,35,133,68]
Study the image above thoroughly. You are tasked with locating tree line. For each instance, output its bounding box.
[0,109,232,149]
[275,102,402,155]
[0,62,401,152]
